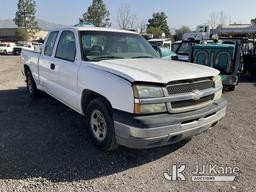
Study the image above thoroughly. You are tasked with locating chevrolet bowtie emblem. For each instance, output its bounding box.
[192,90,201,101]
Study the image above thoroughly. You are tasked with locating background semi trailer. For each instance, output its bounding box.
[173,40,241,90]
[190,43,241,91]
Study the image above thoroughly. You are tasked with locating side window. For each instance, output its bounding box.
[55,31,76,62]
[177,42,190,55]
[44,31,59,56]
[163,43,170,49]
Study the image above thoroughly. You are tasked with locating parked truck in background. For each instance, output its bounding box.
[13,41,35,55]
[147,39,177,59]
[183,25,211,41]
[173,40,241,91]
[21,26,227,151]
[148,38,172,50]
[190,43,241,91]
[0,42,16,55]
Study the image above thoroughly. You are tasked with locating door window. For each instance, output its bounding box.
[177,42,190,55]
[163,43,170,49]
[55,31,76,62]
[44,31,59,56]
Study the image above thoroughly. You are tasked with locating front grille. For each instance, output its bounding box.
[171,95,214,109]
[166,78,215,112]
[167,79,214,95]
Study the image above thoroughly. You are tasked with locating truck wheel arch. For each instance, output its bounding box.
[81,89,113,117]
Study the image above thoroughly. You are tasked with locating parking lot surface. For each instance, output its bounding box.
[0,56,255,192]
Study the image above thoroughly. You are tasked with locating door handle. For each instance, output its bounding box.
[50,63,55,70]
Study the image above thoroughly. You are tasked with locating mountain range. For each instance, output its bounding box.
[0,19,66,31]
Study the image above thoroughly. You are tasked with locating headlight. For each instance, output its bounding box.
[134,103,167,114]
[133,85,164,98]
[133,85,167,114]
[213,75,223,100]
[214,75,222,89]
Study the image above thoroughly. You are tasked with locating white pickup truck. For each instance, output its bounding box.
[21,26,227,151]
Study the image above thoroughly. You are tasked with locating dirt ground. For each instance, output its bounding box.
[0,55,255,192]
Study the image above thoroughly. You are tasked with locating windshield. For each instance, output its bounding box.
[177,42,191,55]
[172,43,181,52]
[80,31,159,61]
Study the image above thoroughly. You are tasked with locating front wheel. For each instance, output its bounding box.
[85,98,118,151]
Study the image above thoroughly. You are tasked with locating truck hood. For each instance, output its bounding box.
[88,59,219,83]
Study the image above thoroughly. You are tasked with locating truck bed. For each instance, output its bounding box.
[21,49,41,83]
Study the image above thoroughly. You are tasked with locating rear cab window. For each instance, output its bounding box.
[163,43,170,49]
[44,31,59,56]
[55,31,76,62]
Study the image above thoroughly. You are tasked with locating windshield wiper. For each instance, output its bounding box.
[89,56,124,61]
[131,55,154,58]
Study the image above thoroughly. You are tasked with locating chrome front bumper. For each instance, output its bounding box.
[114,99,227,149]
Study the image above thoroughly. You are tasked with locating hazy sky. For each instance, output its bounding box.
[0,0,255,30]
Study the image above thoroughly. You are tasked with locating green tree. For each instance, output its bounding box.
[15,28,29,41]
[82,0,111,27]
[147,27,164,38]
[175,26,191,40]
[13,0,38,36]
[147,12,171,37]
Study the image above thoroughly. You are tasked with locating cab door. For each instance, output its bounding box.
[38,31,59,95]
[50,30,81,111]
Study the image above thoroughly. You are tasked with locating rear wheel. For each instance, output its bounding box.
[26,70,39,98]
[86,98,118,151]
[3,50,7,55]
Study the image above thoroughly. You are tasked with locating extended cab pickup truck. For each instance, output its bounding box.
[21,26,227,151]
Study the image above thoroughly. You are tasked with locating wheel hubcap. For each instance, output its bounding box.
[90,110,107,141]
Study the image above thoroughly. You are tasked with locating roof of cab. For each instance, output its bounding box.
[50,26,138,34]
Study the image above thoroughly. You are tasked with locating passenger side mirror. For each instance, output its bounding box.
[157,47,177,59]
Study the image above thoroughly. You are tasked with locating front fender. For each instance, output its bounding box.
[78,62,134,113]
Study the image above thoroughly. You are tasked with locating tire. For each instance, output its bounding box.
[25,70,39,98]
[228,85,235,91]
[3,50,7,55]
[85,98,118,151]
